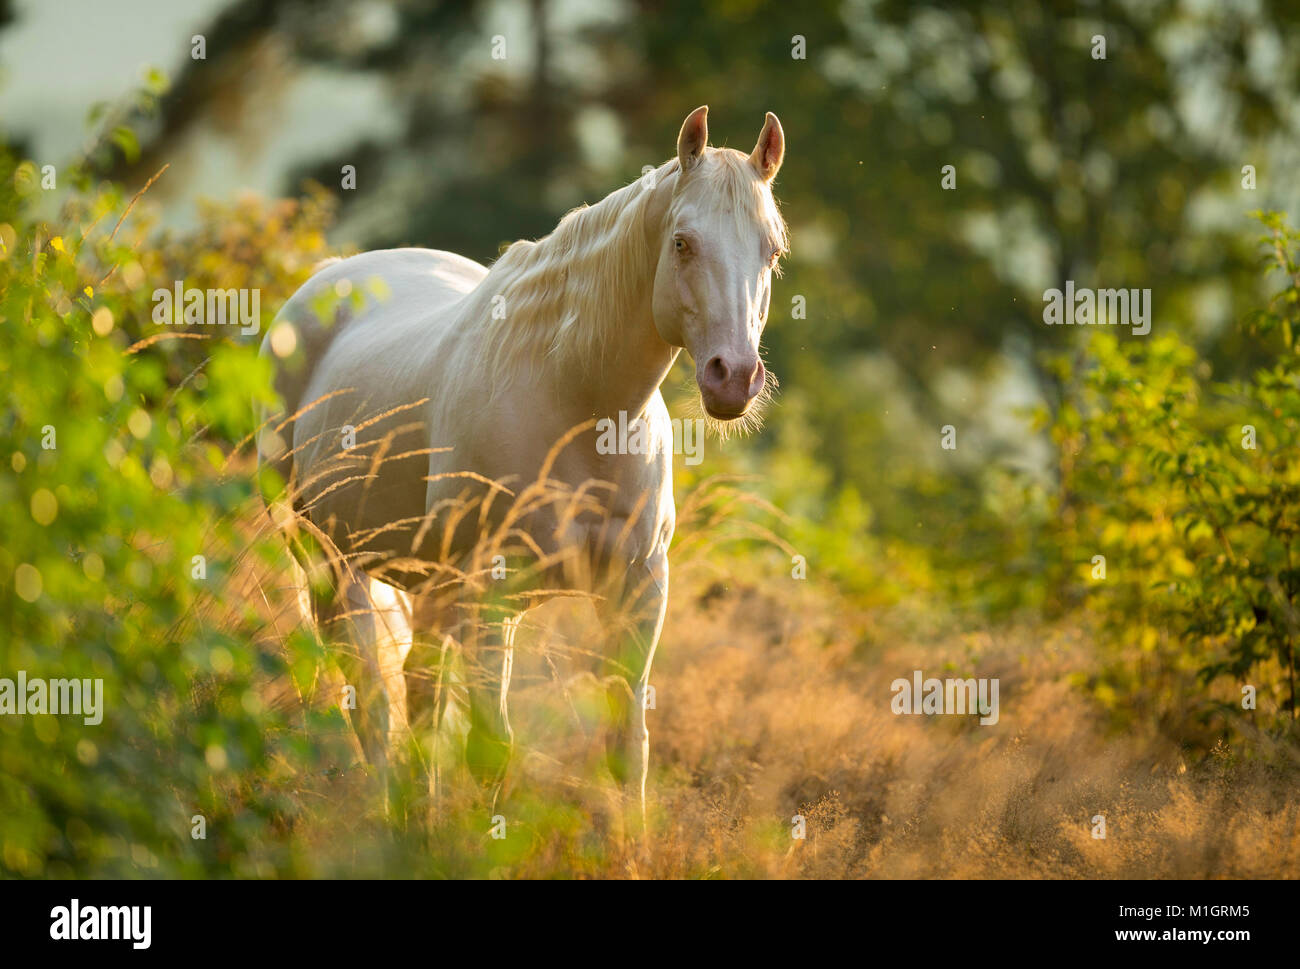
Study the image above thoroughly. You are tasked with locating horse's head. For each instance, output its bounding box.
[651,106,787,424]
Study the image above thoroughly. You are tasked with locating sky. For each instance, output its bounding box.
[0,0,400,223]
[0,0,633,228]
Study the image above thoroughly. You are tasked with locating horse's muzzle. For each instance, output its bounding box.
[698,353,765,418]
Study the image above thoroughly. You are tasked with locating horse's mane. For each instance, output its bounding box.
[472,148,787,383]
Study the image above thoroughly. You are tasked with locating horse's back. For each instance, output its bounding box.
[257,247,487,514]
[262,245,483,382]
[308,248,487,308]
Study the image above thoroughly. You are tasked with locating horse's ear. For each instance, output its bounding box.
[677,105,709,174]
[749,111,785,182]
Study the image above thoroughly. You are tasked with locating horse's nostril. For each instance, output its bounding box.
[705,355,730,387]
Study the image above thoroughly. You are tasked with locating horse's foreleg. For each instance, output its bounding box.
[462,612,520,806]
[316,570,398,785]
[402,594,453,817]
[286,555,319,709]
[598,553,668,841]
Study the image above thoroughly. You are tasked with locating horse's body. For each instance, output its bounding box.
[272,245,677,588]
[257,107,787,828]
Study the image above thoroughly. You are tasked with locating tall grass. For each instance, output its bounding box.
[225,467,1300,878]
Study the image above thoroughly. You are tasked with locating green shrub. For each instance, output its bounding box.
[1049,213,1300,739]
[0,148,335,877]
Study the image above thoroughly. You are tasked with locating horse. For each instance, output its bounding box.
[256,105,788,833]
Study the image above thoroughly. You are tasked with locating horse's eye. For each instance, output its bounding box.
[674,237,688,253]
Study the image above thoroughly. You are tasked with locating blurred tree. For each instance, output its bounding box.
[44,0,1300,609]
[90,0,1300,386]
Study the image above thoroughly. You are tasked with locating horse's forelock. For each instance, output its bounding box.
[675,148,788,256]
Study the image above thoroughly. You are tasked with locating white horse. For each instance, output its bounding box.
[257,106,787,830]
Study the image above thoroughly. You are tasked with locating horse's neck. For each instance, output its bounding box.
[476,168,680,418]
[584,248,679,419]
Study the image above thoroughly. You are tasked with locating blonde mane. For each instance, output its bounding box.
[472,148,788,383]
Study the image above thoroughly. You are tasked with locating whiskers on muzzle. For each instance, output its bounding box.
[682,368,779,441]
